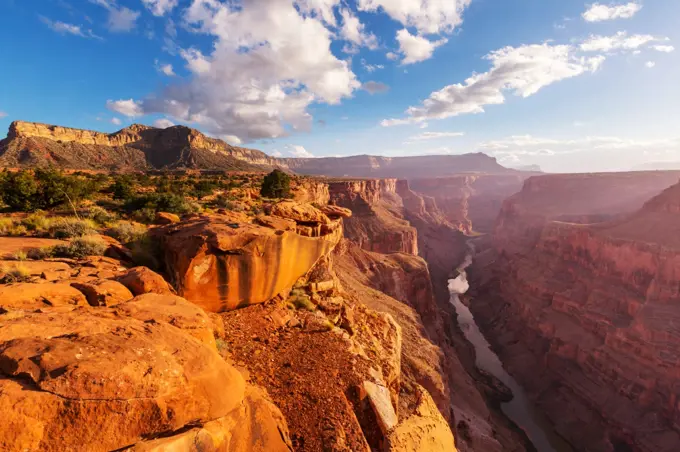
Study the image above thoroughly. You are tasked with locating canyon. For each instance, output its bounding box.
[468,171,680,452]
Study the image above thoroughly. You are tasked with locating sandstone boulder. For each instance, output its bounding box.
[270,200,330,224]
[113,293,217,347]
[0,283,86,312]
[128,386,292,452]
[254,214,297,231]
[71,279,133,306]
[361,381,398,435]
[159,215,342,312]
[0,308,245,452]
[384,386,456,452]
[321,205,353,219]
[154,211,180,225]
[116,266,174,295]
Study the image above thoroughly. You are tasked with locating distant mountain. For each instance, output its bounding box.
[632,161,680,171]
[511,164,543,172]
[0,121,515,177]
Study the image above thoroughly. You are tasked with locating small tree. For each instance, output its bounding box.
[260,169,291,198]
[110,176,135,201]
[0,170,39,211]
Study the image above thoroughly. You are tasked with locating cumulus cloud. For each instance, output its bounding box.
[106,0,360,143]
[645,61,656,68]
[358,0,471,34]
[156,61,176,76]
[382,43,605,126]
[106,99,143,117]
[88,0,139,32]
[582,2,641,22]
[270,150,283,157]
[153,118,175,128]
[40,16,101,39]
[111,117,122,125]
[580,31,666,52]
[408,131,465,140]
[395,29,447,64]
[363,81,390,94]
[652,45,675,53]
[289,145,314,158]
[340,8,378,50]
[142,0,178,16]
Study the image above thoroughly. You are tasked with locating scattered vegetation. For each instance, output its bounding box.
[260,169,291,199]
[0,265,31,284]
[48,217,97,239]
[30,235,108,259]
[287,288,316,311]
[105,220,147,244]
[86,206,118,226]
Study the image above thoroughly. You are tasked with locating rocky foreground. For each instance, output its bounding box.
[468,171,680,452]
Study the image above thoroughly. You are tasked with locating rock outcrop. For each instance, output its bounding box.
[469,173,680,452]
[159,204,343,312]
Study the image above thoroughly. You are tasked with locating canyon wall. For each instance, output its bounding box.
[469,172,680,452]
[409,174,530,233]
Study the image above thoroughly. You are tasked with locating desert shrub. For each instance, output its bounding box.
[0,169,97,212]
[110,176,136,201]
[48,217,97,239]
[132,208,156,224]
[106,220,147,244]
[129,233,162,270]
[86,206,118,226]
[192,180,217,199]
[0,265,31,284]
[0,218,28,236]
[288,288,316,311]
[124,193,200,216]
[260,169,291,199]
[49,236,108,258]
[12,250,27,261]
[20,211,52,232]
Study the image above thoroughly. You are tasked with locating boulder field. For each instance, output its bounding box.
[468,173,680,452]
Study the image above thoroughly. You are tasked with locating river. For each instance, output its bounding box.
[448,256,573,452]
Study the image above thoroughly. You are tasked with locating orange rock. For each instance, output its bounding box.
[113,293,217,347]
[128,386,292,452]
[270,200,330,224]
[0,282,86,312]
[320,204,353,219]
[0,308,245,452]
[71,279,133,306]
[154,211,180,225]
[116,266,174,295]
[254,214,297,231]
[160,216,342,312]
[0,237,66,259]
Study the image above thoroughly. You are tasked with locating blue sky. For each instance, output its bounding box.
[0,0,678,172]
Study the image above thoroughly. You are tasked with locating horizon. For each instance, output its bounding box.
[1,0,679,172]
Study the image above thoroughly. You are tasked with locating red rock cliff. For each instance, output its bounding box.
[469,173,680,452]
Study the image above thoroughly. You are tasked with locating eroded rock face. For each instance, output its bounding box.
[160,213,343,312]
[469,175,680,452]
[329,179,418,255]
[116,266,175,296]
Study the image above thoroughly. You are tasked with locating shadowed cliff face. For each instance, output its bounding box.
[468,173,680,452]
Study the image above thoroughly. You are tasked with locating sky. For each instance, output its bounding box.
[0,0,679,172]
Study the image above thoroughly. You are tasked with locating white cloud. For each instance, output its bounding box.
[363,81,390,94]
[408,131,465,140]
[289,145,314,158]
[580,31,664,52]
[88,0,139,33]
[652,45,675,53]
[395,29,447,64]
[645,61,656,68]
[142,0,178,16]
[39,16,101,39]
[156,61,176,76]
[108,0,360,143]
[582,2,642,22]
[106,99,144,117]
[111,117,122,125]
[153,118,175,128]
[219,134,242,145]
[340,8,378,50]
[270,149,283,157]
[358,0,471,34]
[386,52,399,61]
[361,59,384,72]
[382,42,604,126]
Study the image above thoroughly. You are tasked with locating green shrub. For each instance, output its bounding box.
[20,211,51,232]
[48,217,97,239]
[288,289,316,311]
[124,193,199,216]
[193,180,217,199]
[86,206,118,226]
[260,169,291,199]
[110,176,136,201]
[49,236,108,258]
[0,169,97,212]
[0,218,28,236]
[106,221,147,244]
[129,234,162,270]
[0,170,39,211]
[132,208,156,224]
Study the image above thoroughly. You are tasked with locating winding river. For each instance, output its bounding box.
[448,255,573,452]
